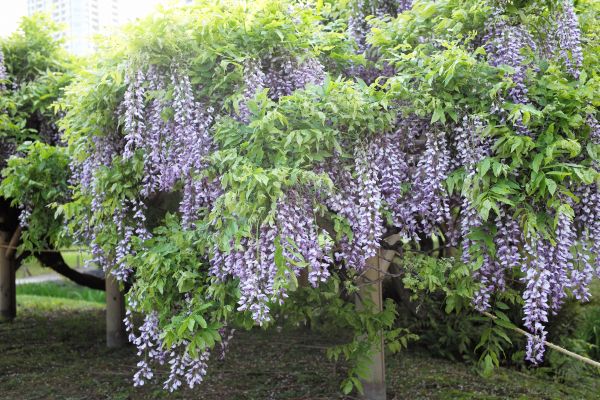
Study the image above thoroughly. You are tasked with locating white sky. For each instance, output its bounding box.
[0,0,169,37]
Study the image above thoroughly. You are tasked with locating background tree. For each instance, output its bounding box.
[0,14,105,295]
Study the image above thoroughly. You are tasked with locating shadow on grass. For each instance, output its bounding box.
[0,294,598,400]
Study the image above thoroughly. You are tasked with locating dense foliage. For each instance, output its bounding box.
[2,0,599,395]
[370,0,600,364]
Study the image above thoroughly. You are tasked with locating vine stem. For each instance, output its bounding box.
[482,311,600,369]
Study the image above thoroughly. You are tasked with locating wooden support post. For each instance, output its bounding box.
[105,273,127,348]
[358,249,394,400]
[0,230,16,322]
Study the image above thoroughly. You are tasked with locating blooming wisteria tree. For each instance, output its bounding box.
[2,0,599,395]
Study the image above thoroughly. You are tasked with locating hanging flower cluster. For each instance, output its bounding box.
[555,0,584,79]
[0,48,7,90]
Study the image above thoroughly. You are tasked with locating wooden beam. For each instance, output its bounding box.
[357,249,394,400]
[105,273,127,348]
[4,226,21,258]
[0,230,16,322]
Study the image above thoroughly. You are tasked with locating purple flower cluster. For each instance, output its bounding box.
[493,210,522,288]
[123,69,147,159]
[325,146,385,271]
[588,114,600,145]
[217,327,236,360]
[211,189,332,324]
[120,65,217,226]
[522,235,552,364]
[484,13,534,106]
[575,183,600,277]
[126,306,211,391]
[238,57,325,122]
[238,61,266,123]
[369,131,413,233]
[555,0,583,79]
[277,190,333,286]
[483,9,537,135]
[412,128,451,235]
[0,48,7,91]
[549,206,575,311]
[111,198,150,281]
[210,227,279,325]
[264,57,326,100]
[452,116,489,170]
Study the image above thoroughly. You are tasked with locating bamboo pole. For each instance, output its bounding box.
[357,249,395,400]
[105,273,127,348]
[482,312,600,369]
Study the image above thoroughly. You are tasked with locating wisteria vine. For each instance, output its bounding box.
[50,0,600,391]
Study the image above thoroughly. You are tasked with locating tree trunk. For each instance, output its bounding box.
[0,230,16,322]
[357,249,394,400]
[105,273,127,348]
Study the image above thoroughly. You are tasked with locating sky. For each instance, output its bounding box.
[0,0,168,37]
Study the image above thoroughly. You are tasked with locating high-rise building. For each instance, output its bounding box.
[27,0,120,55]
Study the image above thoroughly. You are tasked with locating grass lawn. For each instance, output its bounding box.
[0,284,598,400]
[17,281,105,304]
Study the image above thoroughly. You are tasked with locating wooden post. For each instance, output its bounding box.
[358,249,394,400]
[0,230,16,322]
[105,273,127,348]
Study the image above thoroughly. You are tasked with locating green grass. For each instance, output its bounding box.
[17,295,104,312]
[61,250,93,269]
[0,290,598,400]
[15,250,93,279]
[15,261,48,279]
[17,281,105,303]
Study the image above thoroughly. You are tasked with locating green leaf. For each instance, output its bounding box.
[545,178,557,196]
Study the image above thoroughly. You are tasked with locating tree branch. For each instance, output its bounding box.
[35,251,105,291]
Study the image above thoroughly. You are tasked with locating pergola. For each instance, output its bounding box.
[0,197,127,349]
